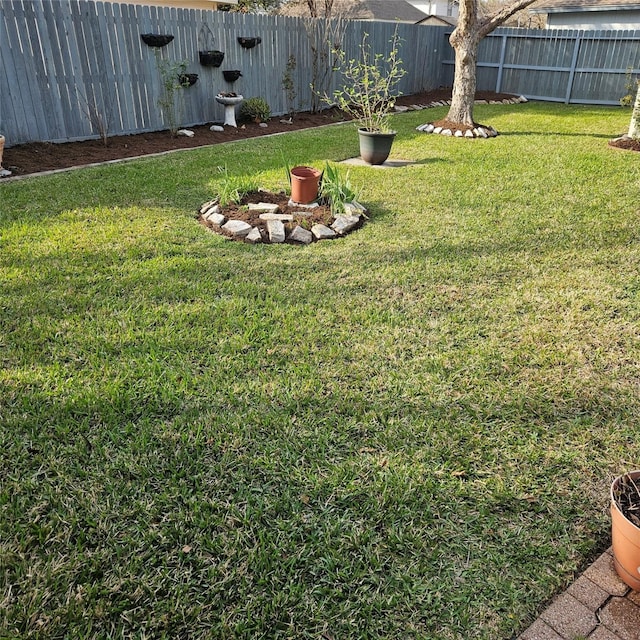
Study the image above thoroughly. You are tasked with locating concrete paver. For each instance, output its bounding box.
[517,549,640,640]
[539,593,598,638]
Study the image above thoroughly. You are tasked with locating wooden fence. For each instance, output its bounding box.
[441,27,640,105]
[1,0,639,146]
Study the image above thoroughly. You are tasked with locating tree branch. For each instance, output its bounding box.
[479,0,540,38]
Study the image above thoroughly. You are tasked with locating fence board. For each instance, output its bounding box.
[1,0,638,146]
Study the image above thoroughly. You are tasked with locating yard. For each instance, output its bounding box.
[1,102,639,639]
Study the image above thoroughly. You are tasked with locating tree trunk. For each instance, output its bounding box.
[629,83,640,139]
[446,34,480,126]
[446,0,480,126]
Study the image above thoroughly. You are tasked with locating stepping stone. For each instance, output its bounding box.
[266,219,285,243]
[248,203,280,213]
[206,212,225,225]
[331,214,360,235]
[221,219,252,238]
[289,225,313,244]
[311,224,336,240]
[245,227,262,244]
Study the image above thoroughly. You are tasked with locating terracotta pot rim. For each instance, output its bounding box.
[611,470,640,525]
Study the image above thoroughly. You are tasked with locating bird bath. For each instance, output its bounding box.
[216,94,243,128]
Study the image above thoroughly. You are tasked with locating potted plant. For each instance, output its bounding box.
[326,30,406,165]
[610,470,640,591]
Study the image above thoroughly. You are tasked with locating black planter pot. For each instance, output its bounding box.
[179,73,199,87]
[358,129,396,165]
[237,37,261,49]
[199,50,224,67]
[223,70,242,82]
[140,33,174,48]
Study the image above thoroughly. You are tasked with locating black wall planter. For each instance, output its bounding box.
[237,37,261,49]
[141,33,174,47]
[223,70,242,82]
[179,73,199,87]
[199,50,224,67]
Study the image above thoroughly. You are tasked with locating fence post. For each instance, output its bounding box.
[495,33,508,94]
[565,31,582,104]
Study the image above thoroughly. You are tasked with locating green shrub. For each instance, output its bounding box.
[240,97,271,122]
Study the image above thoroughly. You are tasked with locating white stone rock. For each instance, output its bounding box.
[502,99,512,104]
[289,225,313,244]
[488,127,498,137]
[394,105,409,112]
[416,123,428,131]
[0,168,12,178]
[222,219,252,238]
[464,129,475,138]
[199,199,218,214]
[311,224,336,240]
[476,128,488,139]
[266,219,285,243]
[206,212,226,226]
[248,202,280,213]
[411,104,423,110]
[291,210,314,218]
[177,129,195,137]
[210,125,224,132]
[441,129,452,136]
[259,122,268,128]
[433,126,443,134]
[489,100,501,104]
[474,99,488,105]
[204,204,221,217]
[331,214,360,235]
[343,202,365,216]
[245,227,262,244]
[288,199,318,209]
[279,118,293,124]
[425,123,435,133]
[259,212,293,221]
[454,130,463,137]
[519,95,528,103]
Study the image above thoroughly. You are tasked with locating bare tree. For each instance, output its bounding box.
[301,0,346,112]
[77,89,113,147]
[629,84,640,139]
[446,0,540,128]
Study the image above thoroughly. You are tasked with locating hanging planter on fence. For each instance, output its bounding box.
[223,70,242,82]
[199,50,224,67]
[179,73,199,87]
[238,37,261,49]
[140,33,174,47]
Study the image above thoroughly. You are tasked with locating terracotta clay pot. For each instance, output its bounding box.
[0,135,5,168]
[290,166,321,204]
[611,470,640,591]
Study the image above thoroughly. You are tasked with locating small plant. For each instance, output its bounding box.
[282,54,297,119]
[620,67,639,108]
[155,53,189,136]
[326,30,406,133]
[77,90,113,147]
[239,97,271,123]
[214,166,260,206]
[320,162,359,215]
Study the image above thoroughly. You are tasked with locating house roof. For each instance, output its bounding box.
[530,0,640,13]
[278,0,427,22]
[416,13,458,25]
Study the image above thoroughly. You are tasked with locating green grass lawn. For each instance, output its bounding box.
[1,102,639,639]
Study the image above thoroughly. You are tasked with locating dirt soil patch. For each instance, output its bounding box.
[2,90,515,177]
[5,89,634,178]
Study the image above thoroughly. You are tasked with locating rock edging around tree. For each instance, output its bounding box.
[409,95,528,138]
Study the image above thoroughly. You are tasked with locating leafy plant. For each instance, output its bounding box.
[239,97,271,123]
[620,67,639,107]
[282,54,297,119]
[320,162,359,215]
[155,53,189,136]
[214,165,259,205]
[326,30,406,133]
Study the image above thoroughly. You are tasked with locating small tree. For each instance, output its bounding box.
[77,89,113,147]
[328,31,406,133]
[155,53,189,136]
[629,84,640,140]
[282,54,297,119]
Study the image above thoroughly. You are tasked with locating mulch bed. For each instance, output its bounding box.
[3,89,636,178]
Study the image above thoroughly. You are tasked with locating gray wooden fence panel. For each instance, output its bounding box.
[2,0,639,146]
